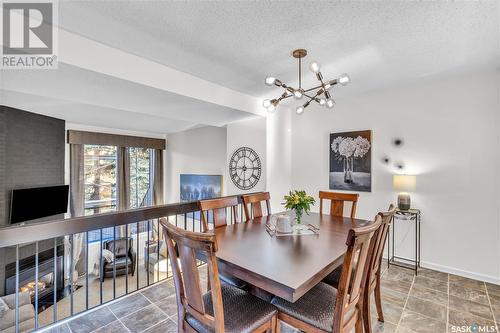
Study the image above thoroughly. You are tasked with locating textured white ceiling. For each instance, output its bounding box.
[1,63,259,133]
[58,1,500,97]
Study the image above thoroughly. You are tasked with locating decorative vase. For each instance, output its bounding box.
[344,156,353,183]
[294,208,303,225]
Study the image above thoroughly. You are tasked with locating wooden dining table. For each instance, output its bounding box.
[213,212,373,303]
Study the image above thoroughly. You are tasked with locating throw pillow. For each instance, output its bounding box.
[102,249,114,263]
[159,240,168,258]
[0,297,9,314]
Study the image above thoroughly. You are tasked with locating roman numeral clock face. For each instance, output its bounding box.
[229,147,261,190]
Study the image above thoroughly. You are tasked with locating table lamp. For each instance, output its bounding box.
[393,175,416,210]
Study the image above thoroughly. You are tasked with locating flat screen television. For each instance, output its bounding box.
[10,185,69,224]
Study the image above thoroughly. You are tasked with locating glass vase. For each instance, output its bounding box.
[344,156,354,183]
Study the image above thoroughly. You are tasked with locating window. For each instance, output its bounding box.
[84,146,153,242]
[129,147,152,209]
[84,145,117,243]
[84,145,117,215]
[129,147,152,236]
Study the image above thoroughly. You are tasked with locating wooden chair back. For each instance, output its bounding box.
[242,192,271,221]
[319,191,359,218]
[160,218,225,332]
[333,215,382,332]
[368,204,396,286]
[199,196,239,232]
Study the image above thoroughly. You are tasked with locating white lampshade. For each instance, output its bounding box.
[393,175,416,192]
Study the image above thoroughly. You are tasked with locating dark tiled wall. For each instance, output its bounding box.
[0,106,65,295]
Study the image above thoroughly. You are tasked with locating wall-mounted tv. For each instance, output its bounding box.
[10,185,69,224]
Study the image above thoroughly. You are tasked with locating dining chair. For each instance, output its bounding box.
[322,204,396,333]
[271,215,382,333]
[159,218,278,333]
[319,191,359,218]
[199,196,246,289]
[199,196,239,232]
[242,192,271,221]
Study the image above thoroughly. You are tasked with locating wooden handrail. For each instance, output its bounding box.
[0,193,257,248]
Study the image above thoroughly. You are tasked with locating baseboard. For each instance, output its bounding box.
[420,261,500,285]
[382,254,500,285]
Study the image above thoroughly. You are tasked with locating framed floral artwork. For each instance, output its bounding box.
[329,130,372,192]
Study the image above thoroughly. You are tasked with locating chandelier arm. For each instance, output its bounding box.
[302,81,337,93]
[303,88,325,106]
[303,93,319,101]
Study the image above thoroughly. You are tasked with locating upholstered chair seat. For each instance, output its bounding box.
[271,282,338,332]
[186,283,277,333]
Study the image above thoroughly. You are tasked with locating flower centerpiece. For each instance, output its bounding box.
[283,190,315,226]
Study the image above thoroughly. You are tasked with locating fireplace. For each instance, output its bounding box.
[19,272,53,301]
[5,246,64,306]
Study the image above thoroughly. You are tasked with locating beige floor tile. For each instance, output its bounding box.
[449,282,489,304]
[371,298,404,325]
[409,283,448,306]
[449,275,486,291]
[405,296,447,322]
[398,310,446,333]
[486,283,500,297]
[383,266,416,284]
[381,286,410,307]
[371,318,397,333]
[448,295,494,321]
[413,275,448,293]
[416,268,448,282]
[448,309,497,331]
[381,279,413,295]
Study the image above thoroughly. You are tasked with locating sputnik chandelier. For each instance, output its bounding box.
[262,49,350,115]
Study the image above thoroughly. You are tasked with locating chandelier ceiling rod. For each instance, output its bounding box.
[263,48,351,115]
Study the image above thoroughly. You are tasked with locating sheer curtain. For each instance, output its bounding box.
[152,149,164,206]
[69,144,86,281]
[151,149,164,239]
[117,147,130,237]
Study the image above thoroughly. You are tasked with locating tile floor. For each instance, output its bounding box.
[40,264,500,333]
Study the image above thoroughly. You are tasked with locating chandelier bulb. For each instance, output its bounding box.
[296,106,305,115]
[262,99,272,108]
[265,76,277,86]
[309,61,320,73]
[338,73,350,86]
[293,89,303,99]
[319,98,326,106]
[326,99,335,109]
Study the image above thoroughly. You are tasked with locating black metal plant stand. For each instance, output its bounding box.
[387,208,421,275]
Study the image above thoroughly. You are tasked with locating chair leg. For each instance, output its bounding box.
[275,317,280,333]
[363,291,373,333]
[374,274,384,322]
[355,313,363,333]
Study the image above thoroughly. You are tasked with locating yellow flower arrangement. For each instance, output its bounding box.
[283,190,315,224]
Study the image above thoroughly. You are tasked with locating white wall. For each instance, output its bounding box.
[226,117,267,195]
[288,70,500,283]
[266,108,293,212]
[165,126,227,203]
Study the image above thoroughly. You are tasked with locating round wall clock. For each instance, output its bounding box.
[229,147,261,190]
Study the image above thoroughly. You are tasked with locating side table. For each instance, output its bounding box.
[387,208,421,275]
